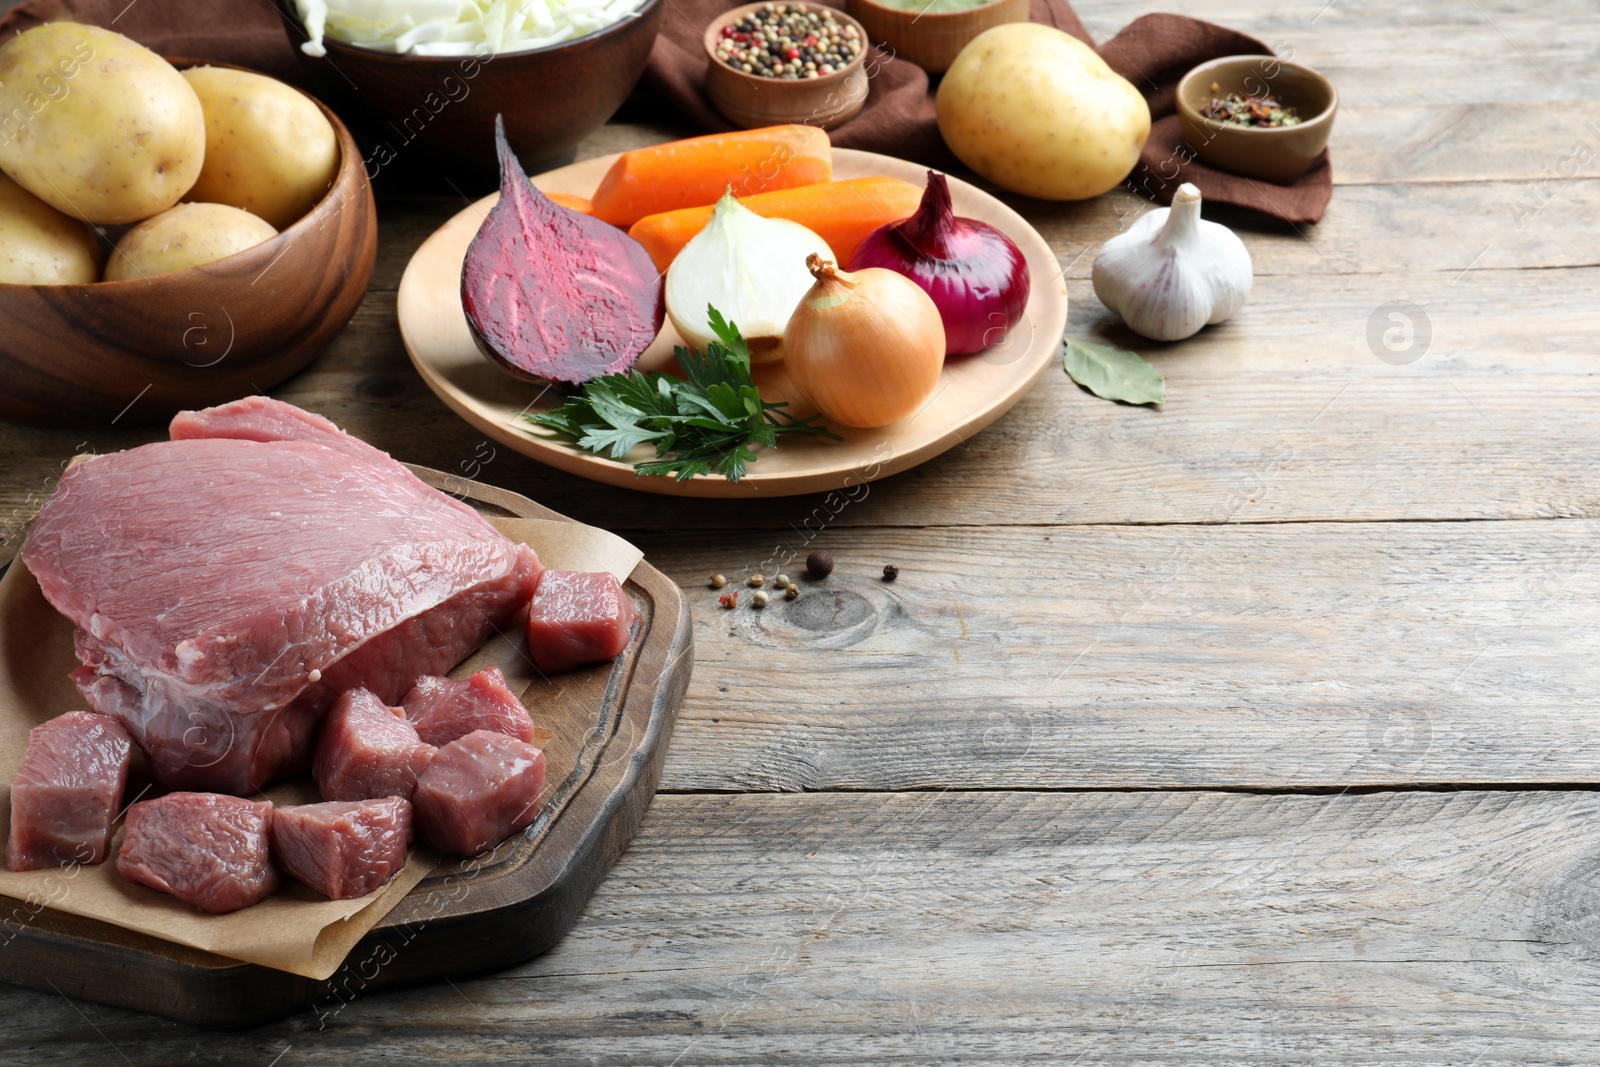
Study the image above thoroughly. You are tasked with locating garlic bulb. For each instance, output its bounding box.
[665,190,833,363]
[1091,182,1252,342]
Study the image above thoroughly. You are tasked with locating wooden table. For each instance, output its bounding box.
[3,0,1597,1060]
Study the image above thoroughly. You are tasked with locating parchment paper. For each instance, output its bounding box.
[0,516,642,979]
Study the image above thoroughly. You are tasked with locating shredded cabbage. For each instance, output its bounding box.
[292,0,645,57]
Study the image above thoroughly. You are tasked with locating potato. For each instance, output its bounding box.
[0,170,100,284]
[0,23,204,225]
[182,66,339,230]
[105,202,276,281]
[937,25,1150,201]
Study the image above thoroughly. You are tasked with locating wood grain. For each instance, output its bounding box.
[369,150,1600,292]
[1077,0,1595,106]
[1333,101,1600,185]
[3,257,1594,545]
[0,0,1594,1053]
[5,788,1600,1064]
[637,519,1600,792]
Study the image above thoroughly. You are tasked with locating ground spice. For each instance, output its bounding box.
[1201,89,1302,128]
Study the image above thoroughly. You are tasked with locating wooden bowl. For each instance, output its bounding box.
[1175,55,1338,183]
[845,0,1026,74]
[703,2,869,130]
[0,61,376,425]
[275,0,664,174]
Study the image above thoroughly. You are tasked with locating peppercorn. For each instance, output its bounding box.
[785,584,799,600]
[774,574,791,589]
[713,2,862,81]
[710,574,727,589]
[719,591,739,609]
[752,590,770,608]
[749,573,766,588]
[882,564,899,582]
[806,550,833,579]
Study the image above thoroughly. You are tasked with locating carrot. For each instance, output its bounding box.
[545,191,593,215]
[588,125,832,228]
[628,177,926,273]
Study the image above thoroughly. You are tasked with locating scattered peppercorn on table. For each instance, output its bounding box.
[2,0,1599,1059]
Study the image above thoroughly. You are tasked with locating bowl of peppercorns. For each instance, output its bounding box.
[703,1,870,130]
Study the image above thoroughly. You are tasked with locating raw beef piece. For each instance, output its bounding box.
[171,395,398,462]
[22,397,540,793]
[6,711,132,871]
[526,570,637,673]
[170,397,478,519]
[117,793,279,913]
[412,731,546,856]
[402,667,537,747]
[272,797,412,900]
[314,689,436,802]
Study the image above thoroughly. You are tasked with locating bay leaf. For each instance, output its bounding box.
[1062,338,1165,406]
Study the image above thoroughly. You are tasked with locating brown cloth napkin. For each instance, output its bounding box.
[0,0,303,81]
[643,0,1091,169]
[1098,13,1331,224]
[647,2,1331,222]
[0,0,1331,221]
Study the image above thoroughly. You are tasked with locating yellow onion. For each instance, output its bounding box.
[783,255,946,429]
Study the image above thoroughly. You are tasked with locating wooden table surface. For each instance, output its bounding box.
[2,0,1597,1061]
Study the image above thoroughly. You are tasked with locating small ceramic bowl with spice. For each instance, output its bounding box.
[703,1,870,130]
[845,0,1025,75]
[1175,55,1338,183]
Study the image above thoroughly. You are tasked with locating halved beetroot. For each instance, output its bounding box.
[462,116,665,385]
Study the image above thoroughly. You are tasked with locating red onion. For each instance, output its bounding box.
[847,170,1030,356]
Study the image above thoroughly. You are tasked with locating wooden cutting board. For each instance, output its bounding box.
[0,468,692,1028]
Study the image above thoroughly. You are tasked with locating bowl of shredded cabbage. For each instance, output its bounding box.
[279,0,663,171]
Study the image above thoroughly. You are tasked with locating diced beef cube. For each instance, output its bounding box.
[313,689,436,802]
[526,570,637,673]
[26,396,540,793]
[116,793,279,913]
[402,667,537,747]
[6,711,133,871]
[272,798,412,901]
[412,731,546,856]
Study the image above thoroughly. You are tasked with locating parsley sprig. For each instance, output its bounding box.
[527,307,840,482]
